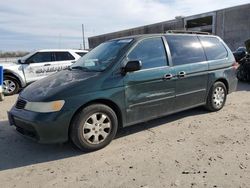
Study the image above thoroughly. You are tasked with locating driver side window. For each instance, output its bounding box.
[26,52,52,63]
[128,37,168,69]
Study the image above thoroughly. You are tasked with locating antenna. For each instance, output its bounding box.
[82,24,86,50]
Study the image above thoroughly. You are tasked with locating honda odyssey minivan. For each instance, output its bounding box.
[8,32,238,151]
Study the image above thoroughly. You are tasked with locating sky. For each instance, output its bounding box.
[0,0,249,51]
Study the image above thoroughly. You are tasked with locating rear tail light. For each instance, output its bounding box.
[232,62,239,70]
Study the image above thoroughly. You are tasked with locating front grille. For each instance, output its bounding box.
[14,117,39,140]
[16,126,38,140]
[15,99,27,109]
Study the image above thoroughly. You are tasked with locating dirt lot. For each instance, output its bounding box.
[0,82,250,188]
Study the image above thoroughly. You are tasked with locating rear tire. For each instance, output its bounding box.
[70,104,118,152]
[205,82,227,112]
[3,76,20,96]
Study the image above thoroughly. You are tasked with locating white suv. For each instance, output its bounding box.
[2,49,88,95]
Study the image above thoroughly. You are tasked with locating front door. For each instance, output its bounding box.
[124,37,176,125]
[165,35,208,110]
[23,52,54,83]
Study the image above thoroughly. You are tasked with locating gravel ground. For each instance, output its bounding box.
[0,82,250,188]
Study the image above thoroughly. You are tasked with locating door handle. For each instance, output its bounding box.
[163,73,173,80]
[44,64,51,66]
[178,71,186,78]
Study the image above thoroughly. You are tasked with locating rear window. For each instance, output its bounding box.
[199,36,228,61]
[166,35,206,66]
[55,52,75,61]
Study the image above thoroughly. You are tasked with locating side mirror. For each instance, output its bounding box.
[123,60,142,74]
[18,59,23,64]
[18,59,30,64]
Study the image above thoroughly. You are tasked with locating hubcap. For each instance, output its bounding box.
[3,80,16,94]
[212,86,225,108]
[83,113,111,145]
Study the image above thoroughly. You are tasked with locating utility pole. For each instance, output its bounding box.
[58,33,62,48]
[82,24,85,50]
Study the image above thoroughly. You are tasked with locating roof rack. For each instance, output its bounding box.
[166,30,210,35]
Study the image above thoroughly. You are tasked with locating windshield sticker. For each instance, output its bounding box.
[85,62,95,66]
[117,39,133,43]
[84,59,98,66]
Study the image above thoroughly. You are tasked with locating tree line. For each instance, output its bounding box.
[0,51,29,58]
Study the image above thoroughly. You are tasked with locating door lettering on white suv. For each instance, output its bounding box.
[35,65,70,74]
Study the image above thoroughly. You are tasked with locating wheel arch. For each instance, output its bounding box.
[214,78,229,94]
[68,98,123,138]
[4,69,25,88]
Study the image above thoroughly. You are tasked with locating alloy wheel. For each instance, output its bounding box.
[212,86,225,108]
[3,80,16,94]
[83,113,111,144]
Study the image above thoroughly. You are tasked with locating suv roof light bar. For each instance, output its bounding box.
[166,30,210,35]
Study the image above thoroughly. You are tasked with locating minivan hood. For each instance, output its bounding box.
[20,69,100,101]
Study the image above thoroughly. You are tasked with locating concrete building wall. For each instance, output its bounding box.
[215,4,250,50]
[88,4,250,50]
[88,19,183,48]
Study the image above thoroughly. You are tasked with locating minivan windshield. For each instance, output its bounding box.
[71,39,133,72]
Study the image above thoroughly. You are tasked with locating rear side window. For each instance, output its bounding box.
[166,35,206,66]
[55,52,75,61]
[128,37,168,69]
[199,36,228,60]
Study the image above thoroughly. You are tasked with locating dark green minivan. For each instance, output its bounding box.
[8,32,238,151]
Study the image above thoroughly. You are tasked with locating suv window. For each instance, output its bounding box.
[199,36,228,60]
[55,52,75,61]
[128,37,168,69]
[166,35,206,66]
[26,52,52,63]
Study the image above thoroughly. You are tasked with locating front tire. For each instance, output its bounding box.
[3,76,20,96]
[205,82,227,112]
[70,104,118,152]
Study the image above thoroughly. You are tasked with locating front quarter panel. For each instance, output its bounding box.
[64,84,126,127]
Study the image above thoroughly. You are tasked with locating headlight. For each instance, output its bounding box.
[24,100,65,113]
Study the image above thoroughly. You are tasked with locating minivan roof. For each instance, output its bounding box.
[110,33,217,42]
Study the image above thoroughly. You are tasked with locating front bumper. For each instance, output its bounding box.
[8,106,73,144]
